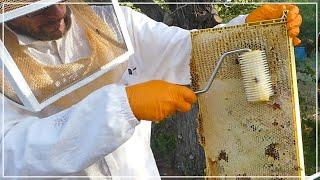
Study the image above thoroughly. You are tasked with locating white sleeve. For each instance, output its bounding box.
[120,6,192,85]
[1,84,139,176]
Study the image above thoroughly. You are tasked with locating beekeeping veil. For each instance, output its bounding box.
[0,0,133,112]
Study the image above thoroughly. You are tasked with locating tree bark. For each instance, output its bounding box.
[174,104,206,176]
[165,2,222,29]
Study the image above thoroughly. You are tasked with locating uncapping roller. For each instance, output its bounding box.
[195,48,273,102]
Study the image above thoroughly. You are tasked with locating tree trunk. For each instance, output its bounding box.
[151,103,206,176]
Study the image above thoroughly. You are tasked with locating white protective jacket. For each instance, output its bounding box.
[1,5,246,179]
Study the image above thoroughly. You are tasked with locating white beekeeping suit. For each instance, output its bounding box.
[0,5,246,179]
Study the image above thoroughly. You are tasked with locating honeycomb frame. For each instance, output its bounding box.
[190,18,305,177]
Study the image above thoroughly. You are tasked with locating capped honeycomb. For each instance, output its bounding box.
[190,18,304,177]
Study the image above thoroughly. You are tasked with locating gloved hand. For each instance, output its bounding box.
[246,4,302,46]
[126,80,197,121]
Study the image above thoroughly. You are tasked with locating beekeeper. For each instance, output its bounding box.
[0,1,301,178]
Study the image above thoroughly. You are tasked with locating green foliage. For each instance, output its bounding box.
[153,0,171,12]
[119,2,142,12]
[297,55,316,176]
[297,54,316,84]
[214,4,258,22]
[302,119,317,175]
[298,4,317,45]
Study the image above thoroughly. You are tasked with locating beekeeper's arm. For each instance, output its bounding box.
[2,83,195,176]
[1,84,142,175]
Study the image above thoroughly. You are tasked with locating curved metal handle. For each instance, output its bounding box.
[195,48,252,95]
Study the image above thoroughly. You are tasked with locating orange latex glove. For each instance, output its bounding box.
[246,4,302,46]
[126,80,197,121]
